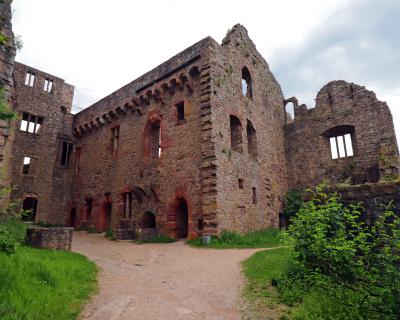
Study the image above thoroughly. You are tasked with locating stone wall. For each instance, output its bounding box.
[208,25,287,233]
[69,37,214,239]
[26,226,73,250]
[0,0,16,208]
[10,62,75,224]
[284,81,399,190]
[335,181,400,224]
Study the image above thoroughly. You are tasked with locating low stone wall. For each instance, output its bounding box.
[112,228,135,240]
[26,227,73,251]
[335,180,400,224]
[136,228,159,241]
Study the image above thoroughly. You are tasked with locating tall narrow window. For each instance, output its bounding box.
[20,113,43,134]
[246,120,257,158]
[22,157,31,174]
[329,133,354,159]
[150,123,161,159]
[75,147,81,174]
[230,115,243,153]
[85,198,93,221]
[24,72,35,87]
[242,67,252,99]
[61,142,73,166]
[176,101,185,123]
[238,179,244,189]
[124,192,133,219]
[252,187,257,204]
[44,79,53,92]
[111,126,120,156]
[22,157,38,175]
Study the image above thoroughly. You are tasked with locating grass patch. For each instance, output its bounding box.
[0,219,98,320]
[137,234,175,243]
[242,247,292,319]
[187,228,281,249]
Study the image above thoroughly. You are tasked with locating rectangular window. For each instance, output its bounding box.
[238,179,244,189]
[329,134,354,159]
[111,126,120,156]
[61,141,73,166]
[75,147,81,174]
[19,113,43,134]
[124,192,133,218]
[24,72,35,87]
[176,101,185,122]
[22,156,31,174]
[44,79,53,92]
[22,157,38,175]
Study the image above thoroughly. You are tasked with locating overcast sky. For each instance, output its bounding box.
[12,0,399,139]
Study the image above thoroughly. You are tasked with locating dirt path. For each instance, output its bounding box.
[72,232,260,320]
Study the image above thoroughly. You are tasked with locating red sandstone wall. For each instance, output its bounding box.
[208,25,288,232]
[10,62,75,223]
[284,80,399,189]
[70,38,214,238]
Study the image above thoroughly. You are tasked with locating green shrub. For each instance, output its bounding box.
[283,189,303,222]
[137,234,175,243]
[188,228,281,249]
[279,184,400,319]
[105,228,116,240]
[0,225,18,255]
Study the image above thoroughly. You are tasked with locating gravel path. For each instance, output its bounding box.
[72,232,260,320]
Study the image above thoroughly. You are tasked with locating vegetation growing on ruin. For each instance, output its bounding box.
[187,228,281,249]
[137,233,175,243]
[0,218,98,320]
[243,184,400,319]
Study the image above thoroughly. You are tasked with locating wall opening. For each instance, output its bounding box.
[176,101,185,123]
[176,198,189,238]
[241,67,252,99]
[141,211,157,228]
[246,120,258,158]
[252,187,257,204]
[123,192,133,219]
[285,102,295,124]
[20,112,43,134]
[24,71,35,87]
[230,115,243,153]
[43,79,53,92]
[85,198,93,221]
[150,122,161,159]
[22,196,38,221]
[61,141,73,166]
[197,218,204,231]
[323,126,355,160]
[238,178,244,189]
[111,126,120,156]
[69,208,77,227]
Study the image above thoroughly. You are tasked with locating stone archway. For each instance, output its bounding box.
[175,198,188,238]
[22,195,38,221]
[141,211,157,228]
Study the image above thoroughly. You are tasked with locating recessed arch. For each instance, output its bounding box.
[141,211,157,229]
[246,120,257,159]
[22,193,38,221]
[230,115,243,153]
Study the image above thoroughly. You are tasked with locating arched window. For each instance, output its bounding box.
[230,115,243,153]
[284,102,295,124]
[247,120,257,158]
[242,67,252,99]
[22,195,38,221]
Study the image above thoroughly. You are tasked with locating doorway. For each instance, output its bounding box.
[22,196,38,221]
[69,208,77,227]
[176,198,188,238]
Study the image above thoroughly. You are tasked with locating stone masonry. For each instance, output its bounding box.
[5,24,400,239]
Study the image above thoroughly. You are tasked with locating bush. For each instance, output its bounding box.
[283,189,303,222]
[137,234,175,243]
[105,228,116,240]
[187,228,281,249]
[279,184,400,319]
[0,225,18,255]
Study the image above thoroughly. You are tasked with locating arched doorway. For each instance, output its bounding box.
[176,198,188,238]
[22,196,38,221]
[99,193,112,232]
[69,208,77,227]
[141,211,156,228]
